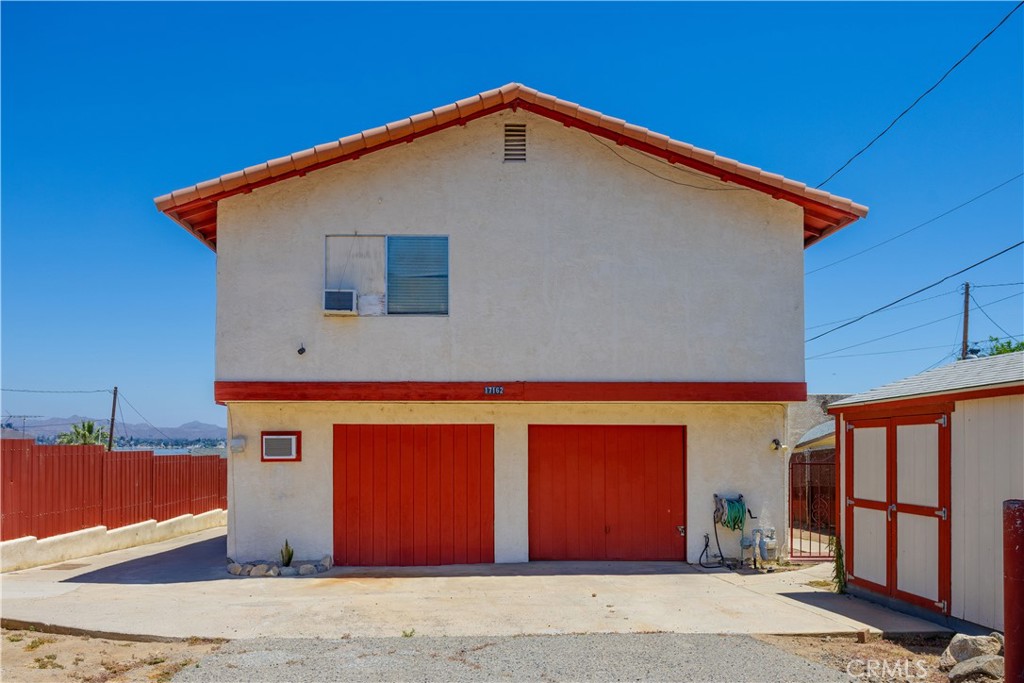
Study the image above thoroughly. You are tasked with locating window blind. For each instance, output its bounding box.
[386,236,449,314]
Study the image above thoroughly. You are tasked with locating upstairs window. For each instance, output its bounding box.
[386,236,449,315]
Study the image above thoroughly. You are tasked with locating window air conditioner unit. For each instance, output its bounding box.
[324,289,357,315]
[262,432,300,461]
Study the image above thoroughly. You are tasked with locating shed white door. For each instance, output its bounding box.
[846,414,951,614]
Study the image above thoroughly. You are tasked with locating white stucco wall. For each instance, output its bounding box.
[950,394,1024,630]
[225,401,790,565]
[215,110,806,384]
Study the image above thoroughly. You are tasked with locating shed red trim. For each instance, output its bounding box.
[155,83,867,251]
[214,380,807,404]
[829,384,1024,418]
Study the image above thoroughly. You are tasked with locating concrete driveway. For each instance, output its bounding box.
[0,528,945,640]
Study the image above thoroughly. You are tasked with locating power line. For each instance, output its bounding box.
[805,287,959,331]
[117,391,174,442]
[808,291,1022,358]
[805,335,1020,360]
[974,282,1024,288]
[587,134,747,192]
[817,1,1024,188]
[1,388,111,394]
[13,420,113,431]
[807,343,951,360]
[806,241,1024,343]
[117,400,131,442]
[920,349,959,374]
[806,173,1023,275]
[970,292,1019,340]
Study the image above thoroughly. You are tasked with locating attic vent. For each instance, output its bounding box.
[504,124,526,162]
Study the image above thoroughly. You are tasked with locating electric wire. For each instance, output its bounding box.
[805,287,959,331]
[117,399,131,445]
[974,282,1024,288]
[921,350,959,373]
[806,173,1023,275]
[117,391,174,442]
[806,241,1024,343]
[1,388,111,394]
[970,292,1019,340]
[587,134,747,192]
[816,1,1024,188]
[807,292,1022,359]
[11,420,112,431]
[806,344,958,360]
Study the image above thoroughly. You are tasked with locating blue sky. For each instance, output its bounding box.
[2,2,1021,428]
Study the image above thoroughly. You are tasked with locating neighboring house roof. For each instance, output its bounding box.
[831,351,1024,408]
[154,82,868,252]
[795,420,836,450]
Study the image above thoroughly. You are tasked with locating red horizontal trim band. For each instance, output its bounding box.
[829,384,1023,417]
[214,381,807,404]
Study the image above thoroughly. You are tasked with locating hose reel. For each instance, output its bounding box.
[700,493,758,570]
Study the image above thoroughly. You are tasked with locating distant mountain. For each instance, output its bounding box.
[11,416,226,441]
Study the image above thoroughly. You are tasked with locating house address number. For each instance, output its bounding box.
[484,386,504,395]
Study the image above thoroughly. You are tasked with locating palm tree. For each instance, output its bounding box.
[56,420,109,447]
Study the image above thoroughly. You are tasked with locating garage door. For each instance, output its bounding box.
[528,425,686,561]
[333,424,494,566]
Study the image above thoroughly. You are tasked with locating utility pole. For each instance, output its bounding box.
[961,282,971,360]
[107,386,118,451]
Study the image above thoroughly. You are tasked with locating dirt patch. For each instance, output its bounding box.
[758,633,953,683]
[1,628,224,683]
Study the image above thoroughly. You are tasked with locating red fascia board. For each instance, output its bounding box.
[161,98,860,252]
[828,384,1024,418]
[214,380,807,404]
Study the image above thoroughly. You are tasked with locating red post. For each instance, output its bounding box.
[1006,499,1024,683]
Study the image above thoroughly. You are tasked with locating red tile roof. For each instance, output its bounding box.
[155,83,868,251]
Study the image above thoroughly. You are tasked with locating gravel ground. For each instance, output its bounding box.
[172,633,848,682]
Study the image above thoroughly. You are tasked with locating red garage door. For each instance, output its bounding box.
[529,425,686,561]
[333,424,494,566]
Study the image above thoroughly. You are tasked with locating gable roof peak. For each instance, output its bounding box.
[155,82,867,251]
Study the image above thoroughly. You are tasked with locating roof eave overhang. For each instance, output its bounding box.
[827,381,1024,414]
[155,92,867,253]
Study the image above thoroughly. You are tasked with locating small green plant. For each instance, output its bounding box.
[24,637,55,651]
[830,535,847,594]
[34,654,64,670]
[281,539,294,567]
[402,628,416,638]
[7,634,24,642]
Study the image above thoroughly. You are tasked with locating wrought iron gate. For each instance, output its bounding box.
[789,456,836,560]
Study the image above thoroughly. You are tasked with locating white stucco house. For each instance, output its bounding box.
[155,83,867,566]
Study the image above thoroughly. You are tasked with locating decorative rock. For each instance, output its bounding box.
[280,566,298,577]
[316,563,327,573]
[939,648,957,671]
[267,566,280,577]
[249,564,270,577]
[299,564,317,576]
[227,563,243,576]
[947,634,1002,663]
[989,632,1004,656]
[321,555,333,570]
[241,564,254,576]
[948,655,1003,683]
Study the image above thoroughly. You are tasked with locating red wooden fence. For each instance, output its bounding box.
[1,439,227,542]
